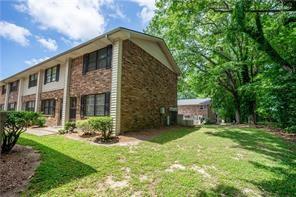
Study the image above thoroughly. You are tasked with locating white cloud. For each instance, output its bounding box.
[15,0,110,41]
[0,21,31,46]
[61,37,81,47]
[36,36,58,51]
[130,0,156,23]
[25,57,50,66]
[107,3,127,19]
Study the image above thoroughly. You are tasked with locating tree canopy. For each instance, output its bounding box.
[146,0,296,131]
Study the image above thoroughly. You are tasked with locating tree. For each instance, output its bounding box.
[147,0,296,131]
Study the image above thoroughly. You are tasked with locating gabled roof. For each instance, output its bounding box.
[178,98,211,106]
[0,27,180,84]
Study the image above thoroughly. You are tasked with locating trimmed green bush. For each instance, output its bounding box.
[58,129,67,134]
[24,111,40,126]
[64,121,76,133]
[88,116,113,141]
[76,119,94,135]
[2,111,40,154]
[34,116,46,127]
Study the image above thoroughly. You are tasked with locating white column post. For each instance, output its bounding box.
[16,78,24,111]
[61,58,71,127]
[4,83,10,111]
[35,70,43,112]
[110,40,123,135]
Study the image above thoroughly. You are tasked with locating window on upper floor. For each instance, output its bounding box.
[1,85,6,95]
[41,99,56,116]
[44,65,60,84]
[83,45,112,74]
[81,92,110,116]
[8,102,16,111]
[10,81,18,92]
[28,73,38,88]
[25,101,35,112]
[0,104,4,111]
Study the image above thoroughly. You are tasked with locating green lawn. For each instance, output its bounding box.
[18,126,296,196]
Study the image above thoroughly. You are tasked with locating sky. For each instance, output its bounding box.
[0,0,156,80]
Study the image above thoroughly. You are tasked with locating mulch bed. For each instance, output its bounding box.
[64,127,178,146]
[0,145,40,197]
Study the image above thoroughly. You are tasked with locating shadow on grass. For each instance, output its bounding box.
[199,184,247,197]
[205,128,296,195]
[18,137,97,195]
[148,127,199,144]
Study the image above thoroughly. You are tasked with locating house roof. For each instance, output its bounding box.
[178,98,211,106]
[0,27,180,85]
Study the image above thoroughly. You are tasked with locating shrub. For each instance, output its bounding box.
[58,129,67,134]
[64,121,76,133]
[23,111,40,126]
[88,116,113,141]
[285,126,296,133]
[2,111,40,154]
[33,116,46,127]
[76,119,94,135]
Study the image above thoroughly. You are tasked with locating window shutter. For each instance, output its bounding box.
[80,95,85,117]
[82,54,89,75]
[56,64,60,81]
[44,69,47,84]
[104,92,111,115]
[107,45,112,69]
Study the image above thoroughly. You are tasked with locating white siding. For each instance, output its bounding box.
[110,40,122,134]
[130,38,173,71]
[23,77,37,96]
[42,64,66,92]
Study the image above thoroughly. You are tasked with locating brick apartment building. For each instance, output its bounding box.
[178,98,217,125]
[0,27,180,134]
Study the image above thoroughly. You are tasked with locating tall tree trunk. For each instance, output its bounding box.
[233,92,241,124]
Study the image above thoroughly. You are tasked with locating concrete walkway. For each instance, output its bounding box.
[26,127,60,136]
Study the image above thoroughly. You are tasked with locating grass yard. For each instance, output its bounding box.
[18,126,296,196]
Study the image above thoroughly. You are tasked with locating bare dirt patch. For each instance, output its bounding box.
[65,127,180,146]
[0,145,40,197]
[165,162,186,172]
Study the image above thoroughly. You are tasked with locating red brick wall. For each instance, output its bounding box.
[178,105,209,117]
[22,94,36,103]
[178,105,216,123]
[69,56,112,120]
[40,90,63,126]
[120,40,178,132]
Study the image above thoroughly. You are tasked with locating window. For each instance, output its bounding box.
[41,99,56,115]
[44,65,60,84]
[1,85,6,95]
[81,92,110,116]
[83,45,112,74]
[8,103,16,111]
[28,74,38,88]
[25,101,35,112]
[199,105,204,110]
[0,104,4,111]
[10,81,18,92]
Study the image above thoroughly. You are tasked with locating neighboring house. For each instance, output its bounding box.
[0,27,180,134]
[178,98,216,125]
